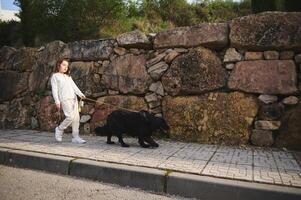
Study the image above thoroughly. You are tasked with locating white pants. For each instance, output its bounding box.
[58,98,80,138]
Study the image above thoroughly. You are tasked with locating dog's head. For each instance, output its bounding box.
[94,125,108,136]
[141,111,170,135]
[152,116,170,134]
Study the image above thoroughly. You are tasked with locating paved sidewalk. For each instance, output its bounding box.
[0,129,300,188]
[1,129,301,199]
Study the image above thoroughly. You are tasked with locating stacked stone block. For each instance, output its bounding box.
[0,12,301,150]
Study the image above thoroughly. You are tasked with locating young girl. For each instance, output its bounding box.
[51,58,86,144]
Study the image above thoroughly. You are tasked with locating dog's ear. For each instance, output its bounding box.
[140,110,153,123]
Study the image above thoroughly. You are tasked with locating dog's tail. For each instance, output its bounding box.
[94,124,110,136]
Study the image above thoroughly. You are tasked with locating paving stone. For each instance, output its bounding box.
[33,131,53,137]
[275,158,301,171]
[198,144,218,152]
[272,151,294,159]
[0,132,27,139]
[232,149,253,157]
[202,162,253,181]
[158,157,207,174]
[14,130,40,135]
[1,129,301,188]
[88,147,140,163]
[202,162,230,177]
[253,167,282,184]
[0,138,31,149]
[10,135,50,143]
[278,169,301,187]
[216,146,236,154]
[253,149,273,158]
[294,152,301,167]
[211,152,233,163]
[231,155,253,165]
[143,146,181,156]
[173,145,215,161]
[0,130,39,138]
[227,164,253,181]
[254,156,277,168]
[122,154,170,168]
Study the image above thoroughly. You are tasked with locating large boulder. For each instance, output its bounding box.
[230,12,301,50]
[0,71,29,102]
[147,61,169,81]
[250,130,274,147]
[228,60,297,95]
[257,103,284,120]
[162,92,258,145]
[116,30,151,49]
[90,95,147,131]
[29,41,67,92]
[154,23,228,49]
[36,40,66,69]
[0,104,8,129]
[69,61,93,79]
[0,99,30,129]
[0,46,17,70]
[62,39,115,61]
[6,47,38,72]
[162,47,226,96]
[37,96,61,131]
[275,103,301,151]
[101,54,152,94]
[68,61,105,95]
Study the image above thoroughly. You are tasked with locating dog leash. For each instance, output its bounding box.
[83,97,140,113]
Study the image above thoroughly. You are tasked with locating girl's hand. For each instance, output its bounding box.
[56,103,61,110]
[80,96,86,100]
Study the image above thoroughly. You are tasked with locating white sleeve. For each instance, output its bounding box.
[70,77,85,97]
[50,74,60,104]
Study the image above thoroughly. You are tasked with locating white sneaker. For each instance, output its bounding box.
[55,127,63,142]
[72,136,86,144]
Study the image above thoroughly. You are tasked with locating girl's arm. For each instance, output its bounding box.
[50,75,60,105]
[70,77,85,98]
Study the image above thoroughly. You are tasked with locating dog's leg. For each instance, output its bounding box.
[118,135,129,147]
[106,135,115,144]
[145,136,159,147]
[138,137,150,148]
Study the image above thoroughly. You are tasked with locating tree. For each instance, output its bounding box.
[284,0,301,11]
[159,0,195,26]
[14,0,127,46]
[251,0,277,13]
[57,0,127,41]
[251,0,301,13]
[14,0,36,46]
[126,0,144,18]
[0,20,22,47]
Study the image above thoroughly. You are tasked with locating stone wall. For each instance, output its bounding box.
[1,12,301,150]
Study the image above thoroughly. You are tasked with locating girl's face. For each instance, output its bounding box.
[58,60,69,73]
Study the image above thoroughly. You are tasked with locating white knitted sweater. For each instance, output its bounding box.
[50,73,84,104]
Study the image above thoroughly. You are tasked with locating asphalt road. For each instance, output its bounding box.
[0,165,195,200]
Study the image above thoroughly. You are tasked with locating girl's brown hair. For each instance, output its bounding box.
[55,58,71,75]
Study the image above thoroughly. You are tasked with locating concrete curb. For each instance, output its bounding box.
[0,148,72,175]
[0,147,8,164]
[70,159,165,193]
[0,147,301,200]
[167,172,301,200]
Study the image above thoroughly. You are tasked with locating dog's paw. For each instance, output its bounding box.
[151,143,159,147]
[141,144,150,148]
[121,144,130,147]
[107,141,115,144]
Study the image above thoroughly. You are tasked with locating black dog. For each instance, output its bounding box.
[94,110,170,148]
